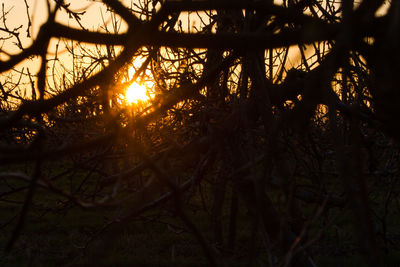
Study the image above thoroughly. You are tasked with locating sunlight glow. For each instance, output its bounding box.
[125,83,149,104]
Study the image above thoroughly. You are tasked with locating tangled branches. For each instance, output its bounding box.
[1,1,399,266]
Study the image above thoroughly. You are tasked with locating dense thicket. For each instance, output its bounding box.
[1,1,399,266]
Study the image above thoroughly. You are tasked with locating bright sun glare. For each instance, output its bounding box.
[125,83,149,104]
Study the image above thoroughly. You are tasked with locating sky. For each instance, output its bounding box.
[1,0,126,55]
[1,0,390,52]
[0,0,391,101]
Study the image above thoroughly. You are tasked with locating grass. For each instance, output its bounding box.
[0,183,254,266]
[1,164,400,266]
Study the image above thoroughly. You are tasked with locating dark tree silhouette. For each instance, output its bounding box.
[1,1,399,266]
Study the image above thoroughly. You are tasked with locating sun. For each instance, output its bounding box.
[125,83,149,104]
